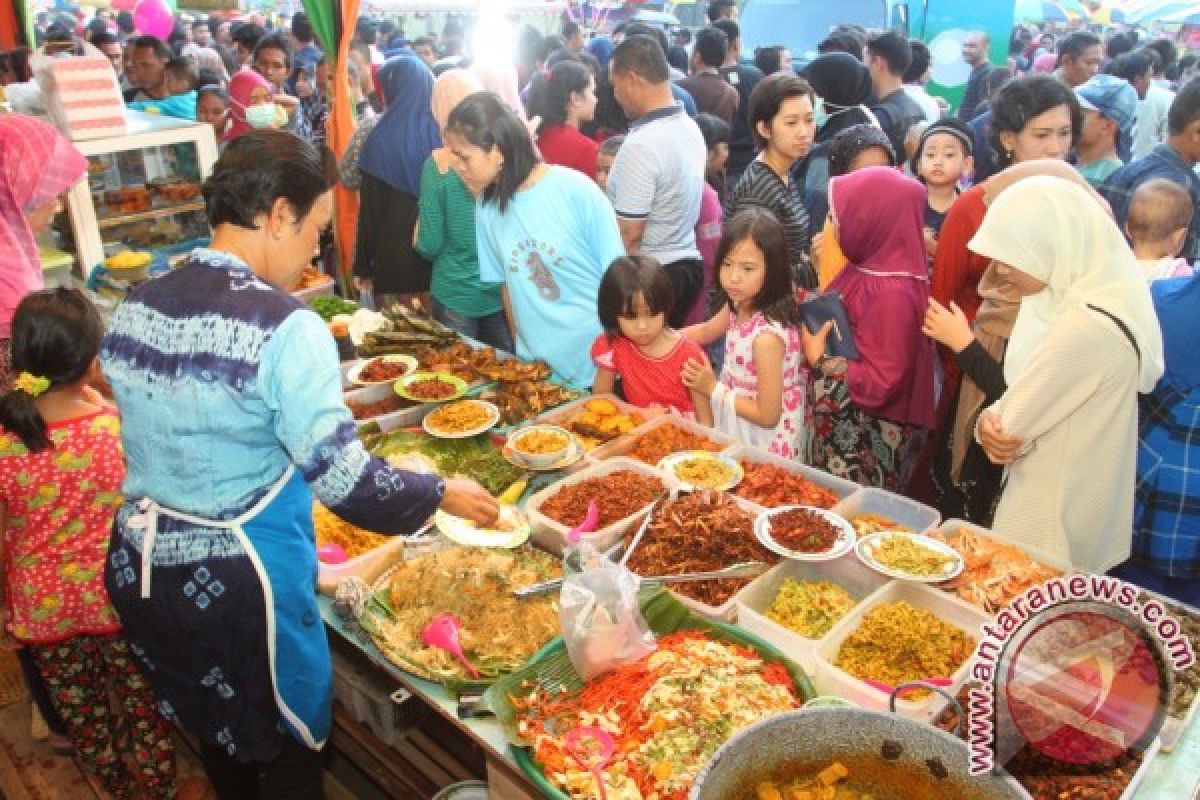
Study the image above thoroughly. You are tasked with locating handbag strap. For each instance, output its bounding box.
[1086,304,1140,365]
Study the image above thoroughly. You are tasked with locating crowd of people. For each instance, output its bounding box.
[2,2,1200,798]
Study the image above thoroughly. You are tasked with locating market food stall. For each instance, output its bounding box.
[311,303,1200,800]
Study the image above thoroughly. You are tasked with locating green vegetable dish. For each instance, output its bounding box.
[359,428,523,495]
[766,578,857,639]
[309,295,359,322]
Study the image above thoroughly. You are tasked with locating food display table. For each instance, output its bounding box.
[319,594,1200,800]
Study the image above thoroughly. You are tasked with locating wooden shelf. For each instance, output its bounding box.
[96,201,205,230]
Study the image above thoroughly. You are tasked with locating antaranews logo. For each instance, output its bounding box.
[966,574,1194,776]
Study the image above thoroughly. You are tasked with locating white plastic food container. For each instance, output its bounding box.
[834,487,941,535]
[524,457,667,556]
[587,412,737,464]
[316,523,435,595]
[724,445,858,511]
[345,383,428,432]
[626,490,765,622]
[814,580,990,720]
[533,393,665,451]
[735,556,889,673]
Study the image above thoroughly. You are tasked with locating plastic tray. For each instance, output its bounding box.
[524,457,668,556]
[1119,735,1161,800]
[735,556,889,674]
[1141,591,1200,752]
[814,580,990,720]
[935,519,1073,572]
[292,279,335,300]
[834,487,941,535]
[532,393,666,452]
[627,490,765,622]
[587,412,738,464]
[345,383,430,433]
[330,649,421,749]
[725,445,859,511]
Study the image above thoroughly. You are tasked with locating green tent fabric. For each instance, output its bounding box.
[301,0,339,58]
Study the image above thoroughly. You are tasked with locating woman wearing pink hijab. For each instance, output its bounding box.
[0,115,87,390]
[223,68,280,143]
[803,166,938,490]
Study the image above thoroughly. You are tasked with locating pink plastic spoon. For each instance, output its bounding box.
[567,499,600,544]
[565,726,614,800]
[420,613,480,679]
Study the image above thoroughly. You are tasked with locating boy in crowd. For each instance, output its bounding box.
[594,135,624,195]
[911,117,975,261]
[1128,178,1195,282]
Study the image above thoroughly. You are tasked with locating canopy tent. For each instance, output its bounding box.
[1015,0,1074,22]
[1160,3,1200,23]
[1125,0,1200,23]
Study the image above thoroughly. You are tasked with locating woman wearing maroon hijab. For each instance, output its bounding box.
[803,166,937,490]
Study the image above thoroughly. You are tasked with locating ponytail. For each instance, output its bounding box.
[0,289,104,453]
[0,388,49,452]
[526,60,593,134]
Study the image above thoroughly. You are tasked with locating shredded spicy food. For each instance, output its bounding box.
[514,631,798,800]
[629,423,722,464]
[768,508,844,553]
[406,378,460,400]
[734,461,839,509]
[360,358,412,382]
[347,396,409,420]
[538,471,665,529]
[626,492,775,606]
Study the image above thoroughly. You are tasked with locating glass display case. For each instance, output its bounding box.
[62,110,219,284]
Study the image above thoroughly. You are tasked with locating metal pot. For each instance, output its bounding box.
[691,705,1032,800]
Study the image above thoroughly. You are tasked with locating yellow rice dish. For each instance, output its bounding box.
[834,601,974,699]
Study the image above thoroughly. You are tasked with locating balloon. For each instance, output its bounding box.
[133,0,174,41]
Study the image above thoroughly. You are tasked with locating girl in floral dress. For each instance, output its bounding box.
[683,208,807,459]
[802,167,937,490]
[0,290,189,800]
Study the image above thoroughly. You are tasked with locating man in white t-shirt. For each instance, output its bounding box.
[608,34,707,327]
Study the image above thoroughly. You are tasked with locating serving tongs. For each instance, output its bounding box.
[512,561,769,599]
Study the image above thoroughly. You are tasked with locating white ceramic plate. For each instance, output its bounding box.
[754,505,856,561]
[855,531,965,583]
[347,354,418,387]
[422,400,501,439]
[502,439,586,472]
[434,506,531,548]
[658,450,744,492]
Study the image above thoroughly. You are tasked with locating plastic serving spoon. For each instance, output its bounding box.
[565,726,614,800]
[567,499,600,543]
[420,613,480,679]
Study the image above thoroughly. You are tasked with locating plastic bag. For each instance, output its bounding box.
[559,541,655,682]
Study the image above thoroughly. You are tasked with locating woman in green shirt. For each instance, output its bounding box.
[417,70,514,350]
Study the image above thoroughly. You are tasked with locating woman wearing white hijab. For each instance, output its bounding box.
[970,176,1164,574]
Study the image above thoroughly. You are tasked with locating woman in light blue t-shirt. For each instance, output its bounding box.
[444,91,625,388]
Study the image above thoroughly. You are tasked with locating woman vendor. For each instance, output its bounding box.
[100,130,498,799]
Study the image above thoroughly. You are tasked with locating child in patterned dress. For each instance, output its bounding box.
[682,208,809,458]
[0,289,191,800]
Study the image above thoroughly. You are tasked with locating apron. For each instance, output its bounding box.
[104,466,332,764]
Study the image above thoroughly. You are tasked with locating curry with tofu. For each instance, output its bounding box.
[745,755,974,800]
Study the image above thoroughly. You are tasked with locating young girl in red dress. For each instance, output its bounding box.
[0,289,193,799]
[591,256,713,423]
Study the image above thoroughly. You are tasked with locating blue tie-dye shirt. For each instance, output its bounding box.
[100,248,443,530]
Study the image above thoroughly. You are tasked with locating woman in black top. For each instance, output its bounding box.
[354,55,439,306]
[726,72,818,289]
[797,53,879,230]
